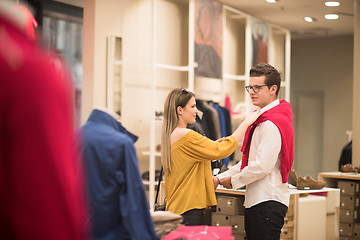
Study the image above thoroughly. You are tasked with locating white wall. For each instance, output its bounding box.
[82,0,189,175]
[291,35,353,176]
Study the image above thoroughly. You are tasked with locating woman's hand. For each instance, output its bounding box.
[215,137,224,143]
[242,107,261,126]
[231,107,262,144]
[213,176,220,190]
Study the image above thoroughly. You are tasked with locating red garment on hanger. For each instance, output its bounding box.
[224,95,233,116]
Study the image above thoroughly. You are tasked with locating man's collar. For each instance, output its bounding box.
[260,99,280,114]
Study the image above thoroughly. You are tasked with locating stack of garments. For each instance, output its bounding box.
[151,211,183,239]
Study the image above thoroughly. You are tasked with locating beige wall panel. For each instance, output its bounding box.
[195,76,222,102]
[291,35,353,173]
[353,0,360,166]
[271,32,285,77]
[224,12,246,76]
[156,0,189,66]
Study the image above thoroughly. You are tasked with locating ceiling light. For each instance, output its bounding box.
[304,17,316,23]
[265,0,278,3]
[325,14,339,19]
[325,2,340,7]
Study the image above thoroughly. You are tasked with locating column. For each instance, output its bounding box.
[353,0,360,166]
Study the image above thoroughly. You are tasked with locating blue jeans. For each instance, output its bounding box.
[244,200,288,240]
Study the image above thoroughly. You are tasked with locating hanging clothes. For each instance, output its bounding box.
[224,95,233,116]
[218,104,234,161]
[187,114,206,136]
[204,101,221,140]
[338,140,352,171]
[195,99,235,163]
[212,102,230,166]
[196,100,217,140]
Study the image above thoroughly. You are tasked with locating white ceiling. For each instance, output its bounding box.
[217,0,354,39]
[56,0,354,39]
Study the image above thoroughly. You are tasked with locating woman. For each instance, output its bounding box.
[161,87,261,226]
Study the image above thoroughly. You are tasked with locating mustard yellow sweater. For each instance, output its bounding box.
[165,130,237,215]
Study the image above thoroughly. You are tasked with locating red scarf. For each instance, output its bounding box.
[240,100,294,183]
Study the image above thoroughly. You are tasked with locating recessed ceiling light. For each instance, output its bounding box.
[265,0,278,3]
[304,17,316,23]
[325,2,340,7]
[325,14,339,19]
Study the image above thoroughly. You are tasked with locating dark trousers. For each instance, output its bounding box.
[181,208,205,226]
[244,201,288,240]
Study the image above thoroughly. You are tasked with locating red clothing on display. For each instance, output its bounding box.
[163,225,233,240]
[0,6,89,240]
[240,100,294,183]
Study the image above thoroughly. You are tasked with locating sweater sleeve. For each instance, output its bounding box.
[172,131,238,161]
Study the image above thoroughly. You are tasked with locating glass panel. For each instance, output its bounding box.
[41,5,83,127]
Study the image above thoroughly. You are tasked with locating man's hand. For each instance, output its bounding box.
[213,176,220,190]
[221,176,233,189]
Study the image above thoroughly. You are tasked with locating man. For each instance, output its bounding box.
[213,63,294,240]
[78,109,159,240]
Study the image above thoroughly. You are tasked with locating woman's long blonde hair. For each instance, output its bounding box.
[161,88,195,174]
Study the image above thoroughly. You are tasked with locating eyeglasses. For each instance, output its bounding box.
[245,84,268,93]
[181,87,190,93]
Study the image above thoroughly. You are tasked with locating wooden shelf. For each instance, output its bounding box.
[319,171,360,181]
[215,186,339,196]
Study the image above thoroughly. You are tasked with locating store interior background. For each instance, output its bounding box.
[20,0,355,182]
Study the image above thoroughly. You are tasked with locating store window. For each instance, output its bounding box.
[23,0,83,127]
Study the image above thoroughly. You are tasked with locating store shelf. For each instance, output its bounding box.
[143,180,164,186]
[142,151,161,157]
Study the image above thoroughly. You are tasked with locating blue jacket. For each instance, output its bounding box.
[79,110,158,240]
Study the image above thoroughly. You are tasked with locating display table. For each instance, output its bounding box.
[297,195,327,240]
[215,186,339,240]
[159,181,339,239]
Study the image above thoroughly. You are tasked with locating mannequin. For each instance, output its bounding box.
[78,108,158,240]
[94,106,120,121]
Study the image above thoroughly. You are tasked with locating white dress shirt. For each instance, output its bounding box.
[217,99,290,208]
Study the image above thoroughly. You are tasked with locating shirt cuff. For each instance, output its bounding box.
[230,175,245,190]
